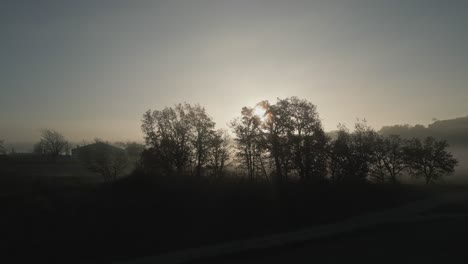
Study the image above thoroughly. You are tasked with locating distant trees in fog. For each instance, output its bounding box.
[380,116,468,147]
[76,142,129,182]
[0,97,457,185]
[3,97,456,186]
[0,140,6,155]
[33,129,70,160]
[139,97,458,185]
[115,141,145,165]
[328,122,457,185]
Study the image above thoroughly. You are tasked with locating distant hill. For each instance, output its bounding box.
[379,115,468,147]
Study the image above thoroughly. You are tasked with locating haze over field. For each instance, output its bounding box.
[1,0,468,143]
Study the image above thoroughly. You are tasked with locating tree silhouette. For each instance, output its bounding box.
[138,98,459,186]
[33,129,69,161]
[207,129,232,178]
[329,121,378,183]
[187,104,216,177]
[370,136,388,183]
[141,104,193,174]
[372,135,407,184]
[405,137,458,184]
[281,97,328,183]
[328,126,352,183]
[0,140,6,155]
[260,99,291,185]
[231,97,328,184]
[230,107,265,181]
[141,103,219,177]
[77,143,129,182]
[115,142,145,165]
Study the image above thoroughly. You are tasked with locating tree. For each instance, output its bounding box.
[281,97,328,183]
[33,129,69,160]
[77,144,129,182]
[0,140,6,155]
[187,104,216,177]
[297,129,329,183]
[328,121,378,184]
[372,135,407,184]
[370,136,388,183]
[258,97,329,184]
[231,97,328,185]
[405,137,458,184]
[230,97,329,184]
[207,129,232,178]
[141,104,193,174]
[141,103,219,177]
[328,126,352,183]
[260,99,292,185]
[115,141,145,165]
[230,107,266,181]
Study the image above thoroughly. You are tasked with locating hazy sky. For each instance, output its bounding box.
[1,0,467,142]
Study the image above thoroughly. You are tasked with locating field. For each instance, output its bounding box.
[1,156,458,263]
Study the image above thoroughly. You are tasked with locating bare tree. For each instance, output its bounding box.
[405,137,458,184]
[372,135,407,184]
[232,97,327,184]
[93,153,128,182]
[370,136,388,183]
[260,100,291,185]
[208,129,232,178]
[230,107,265,181]
[33,129,69,160]
[328,121,378,184]
[257,97,327,184]
[141,103,219,177]
[187,104,215,177]
[328,125,352,183]
[141,104,193,174]
[77,145,129,182]
[281,97,328,183]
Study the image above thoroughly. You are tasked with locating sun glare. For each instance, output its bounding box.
[254,106,267,121]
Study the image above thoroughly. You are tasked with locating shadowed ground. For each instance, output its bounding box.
[121,191,468,264]
[204,217,468,264]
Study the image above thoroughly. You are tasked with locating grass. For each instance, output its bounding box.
[0,161,454,263]
[0,157,458,263]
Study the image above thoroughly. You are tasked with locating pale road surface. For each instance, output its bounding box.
[117,191,468,264]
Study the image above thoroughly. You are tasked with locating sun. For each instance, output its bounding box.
[254,106,267,121]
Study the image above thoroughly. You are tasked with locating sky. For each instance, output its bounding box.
[1,0,468,143]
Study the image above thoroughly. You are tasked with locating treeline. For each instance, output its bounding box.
[140,97,458,185]
[28,131,143,181]
[380,115,468,147]
[0,139,6,155]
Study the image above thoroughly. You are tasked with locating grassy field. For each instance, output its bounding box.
[0,157,461,263]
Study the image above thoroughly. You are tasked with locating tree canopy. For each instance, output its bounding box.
[33,129,70,160]
[140,97,458,185]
